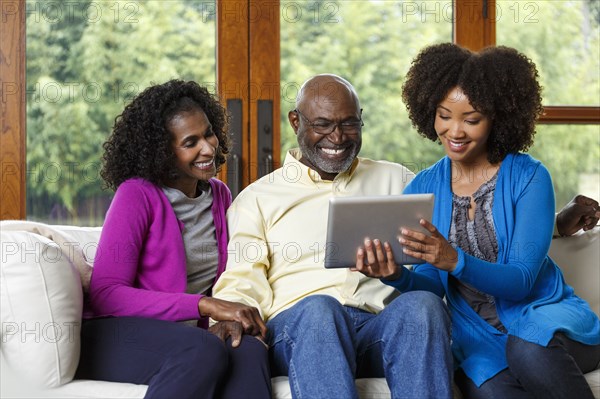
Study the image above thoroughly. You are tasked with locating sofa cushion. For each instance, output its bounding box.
[1,230,83,388]
[549,227,600,316]
[1,221,100,294]
[0,378,149,399]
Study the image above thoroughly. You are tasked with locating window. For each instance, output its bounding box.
[280,0,451,166]
[496,0,599,106]
[2,0,598,220]
[529,124,600,208]
[494,0,600,209]
[24,0,216,224]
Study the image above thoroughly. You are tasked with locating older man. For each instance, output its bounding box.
[213,74,454,398]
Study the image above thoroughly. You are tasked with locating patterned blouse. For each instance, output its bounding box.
[448,172,507,333]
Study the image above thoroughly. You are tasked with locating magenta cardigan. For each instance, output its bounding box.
[86,178,231,324]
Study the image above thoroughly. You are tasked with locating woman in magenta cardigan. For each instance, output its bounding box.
[353,44,600,398]
[76,80,271,399]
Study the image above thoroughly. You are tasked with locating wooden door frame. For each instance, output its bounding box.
[248,0,281,182]
[217,0,280,188]
[216,0,250,187]
[1,0,26,219]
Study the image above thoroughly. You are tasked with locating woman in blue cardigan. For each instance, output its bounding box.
[354,43,600,398]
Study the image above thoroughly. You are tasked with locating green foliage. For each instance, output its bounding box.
[26,0,599,223]
[281,0,600,208]
[26,0,216,223]
[496,0,600,207]
[529,125,600,207]
[280,0,451,171]
[27,76,102,213]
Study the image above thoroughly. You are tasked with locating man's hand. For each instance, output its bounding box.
[352,238,402,280]
[557,195,600,237]
[198,297,267,340]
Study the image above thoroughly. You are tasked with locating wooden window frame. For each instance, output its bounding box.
[1,0,598,220]
[1,0,26,219]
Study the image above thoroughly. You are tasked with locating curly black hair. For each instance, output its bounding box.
[101,79,230,190]
[402,43,543,164]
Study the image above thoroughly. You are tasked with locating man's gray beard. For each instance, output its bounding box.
[299,141,359,174]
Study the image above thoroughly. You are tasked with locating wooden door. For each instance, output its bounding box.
[217,0,281,197]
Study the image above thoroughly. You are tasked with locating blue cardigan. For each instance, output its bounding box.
[386,153,600,386]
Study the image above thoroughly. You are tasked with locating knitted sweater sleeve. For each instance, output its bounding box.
[89,180,202,321]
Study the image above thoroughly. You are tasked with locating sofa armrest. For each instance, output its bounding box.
[1,229,83,388]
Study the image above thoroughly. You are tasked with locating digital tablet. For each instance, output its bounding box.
[324,193,434,268]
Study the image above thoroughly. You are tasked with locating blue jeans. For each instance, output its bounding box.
[267,292,453,399]
[455,333,600,399]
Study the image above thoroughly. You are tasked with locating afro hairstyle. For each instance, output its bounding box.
[101,79,230,190]
[402,43,543,164]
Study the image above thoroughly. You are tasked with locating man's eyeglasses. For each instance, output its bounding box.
[294,109,364,135]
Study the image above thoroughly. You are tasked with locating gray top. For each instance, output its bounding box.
[448,172,507,333]
[162,185,219,296]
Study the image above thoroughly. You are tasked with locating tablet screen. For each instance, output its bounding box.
[324,193,434,268]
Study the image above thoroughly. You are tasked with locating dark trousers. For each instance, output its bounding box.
[76,317,271,399]
[455,333,600,399]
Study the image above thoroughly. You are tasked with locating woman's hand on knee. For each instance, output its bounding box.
[199,297,267,340]
[209,321,244,347]
[208,322,269,349]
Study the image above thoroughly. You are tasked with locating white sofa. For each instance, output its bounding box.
[1,221,598,398]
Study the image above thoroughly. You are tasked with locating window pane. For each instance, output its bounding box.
[496,0,600,106]
[26,0,216,225]
[529,124,600,210]
[280,0,452,165]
